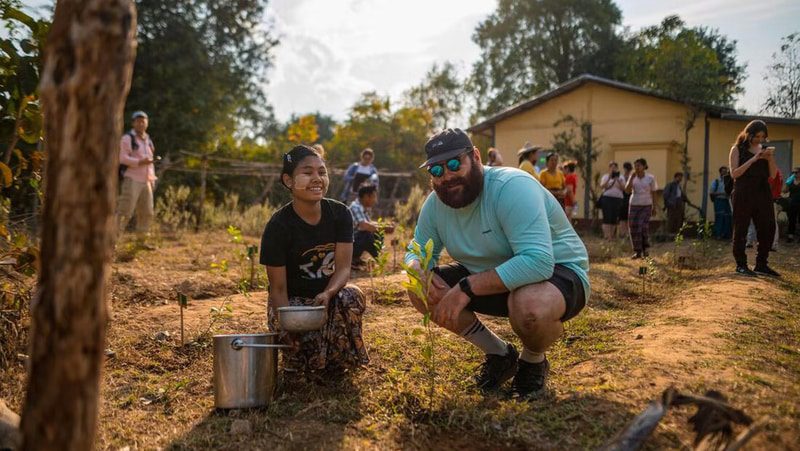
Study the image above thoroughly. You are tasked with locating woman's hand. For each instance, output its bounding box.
[313,291,332,307]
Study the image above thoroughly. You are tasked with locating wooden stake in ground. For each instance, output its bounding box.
[178,293,188,346]
[20,1,137,450]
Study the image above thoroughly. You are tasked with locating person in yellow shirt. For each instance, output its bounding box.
[539,152,567,208]
[517,143,541,180]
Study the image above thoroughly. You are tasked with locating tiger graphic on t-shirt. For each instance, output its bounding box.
[298,243,336,279]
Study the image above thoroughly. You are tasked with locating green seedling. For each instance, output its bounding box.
[401,238,437,410]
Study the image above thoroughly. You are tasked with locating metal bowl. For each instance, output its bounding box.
[277,305,327,332]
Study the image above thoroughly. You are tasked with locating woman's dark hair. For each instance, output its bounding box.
[281,145,322,189]
[734,120,769,153]
[623,162,633,171]
[546,152,558,162]
[634,158,648,170]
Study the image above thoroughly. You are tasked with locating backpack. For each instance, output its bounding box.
[118,131,139,181]
[723,174,733,197]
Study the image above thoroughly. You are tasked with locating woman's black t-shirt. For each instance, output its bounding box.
[260,199,353,298]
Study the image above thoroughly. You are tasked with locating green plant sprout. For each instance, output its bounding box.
[401,238,437,410]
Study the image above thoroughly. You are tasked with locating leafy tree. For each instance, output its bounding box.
[470,0,623,118]
[126,0,279,162]
[405,62,465,130]
[551,115,601,219]
[763,32,800,118]
[286,114,319,145]
[325,92,430,171]
[0,3,49,232]
[615,15,746,107]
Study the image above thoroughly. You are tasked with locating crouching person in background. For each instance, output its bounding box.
[260,145,369,377]
[349,184,394,270]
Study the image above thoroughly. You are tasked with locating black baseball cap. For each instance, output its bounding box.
[420,128,474,168]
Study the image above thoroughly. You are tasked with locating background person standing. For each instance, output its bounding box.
[710,166,732,239]
[117,111,157,243]
[663,172,687,238]
[340,148,379,203]
[625,158,657,259]
[598,161,625,239]
[729,120,780,277]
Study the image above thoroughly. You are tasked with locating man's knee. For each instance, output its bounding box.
[508,283,564,329]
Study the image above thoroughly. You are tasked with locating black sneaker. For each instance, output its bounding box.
[735,265,756,277]
[753,265,781,278]
[510,357,550,401]
[474,343,518,392]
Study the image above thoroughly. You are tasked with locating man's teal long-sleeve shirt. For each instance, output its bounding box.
[405,166,590,299]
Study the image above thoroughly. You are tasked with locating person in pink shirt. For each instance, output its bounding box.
[117,111,157,241]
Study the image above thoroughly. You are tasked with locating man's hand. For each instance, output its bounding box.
[140,158,154,166]
[431,285,470,330]
[427,272,449,305]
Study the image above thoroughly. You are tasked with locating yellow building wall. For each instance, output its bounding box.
[489,81,800,222]
[492,82,699,220]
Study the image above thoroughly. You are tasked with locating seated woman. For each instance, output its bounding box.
[260,145,369,375]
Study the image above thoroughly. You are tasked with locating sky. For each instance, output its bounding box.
[22,0,800,122]
[265,0,800,122]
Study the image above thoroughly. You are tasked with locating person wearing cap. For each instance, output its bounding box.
[260,145,369,375]
[117,111,157,243]
[517,143,541,180]
[404,128,590,400]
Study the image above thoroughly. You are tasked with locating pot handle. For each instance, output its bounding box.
[231,338,292,351]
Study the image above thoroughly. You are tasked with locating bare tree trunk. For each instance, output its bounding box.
[20,1,136,450]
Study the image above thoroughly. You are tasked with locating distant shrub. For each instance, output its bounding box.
[156,186,273,236]
[205,193,273,237]
[394,185,428,227]
[155,185,196,232]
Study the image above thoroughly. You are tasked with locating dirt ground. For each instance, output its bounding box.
[1,230,799,450]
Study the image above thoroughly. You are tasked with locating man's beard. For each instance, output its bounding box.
[432,161,484,209]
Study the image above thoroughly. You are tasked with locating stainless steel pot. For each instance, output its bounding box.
[212,333,290,409]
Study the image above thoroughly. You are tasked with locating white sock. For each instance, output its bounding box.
[520,348,545,364]
[460,318,508,356]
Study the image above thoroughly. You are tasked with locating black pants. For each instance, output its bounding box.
[788,202,800,236]
[353,230,380,261]
[732,189,775,267]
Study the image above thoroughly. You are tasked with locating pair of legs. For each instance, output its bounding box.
[352,230,381,263]
[407,263,584,366]
[732,190,775,269]
[117,177,154,239]
[600,196,623,240]
[713,197,732,239]
[628,205,652,256]
[665,202,685,236]
[268,285,369,374]
[788,202,800,239]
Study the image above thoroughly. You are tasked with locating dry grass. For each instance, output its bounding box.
[1,231,798,450]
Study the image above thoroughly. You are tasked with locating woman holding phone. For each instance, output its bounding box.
[729,120,780,277]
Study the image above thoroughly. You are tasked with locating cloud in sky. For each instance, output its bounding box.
[265,0,800,122]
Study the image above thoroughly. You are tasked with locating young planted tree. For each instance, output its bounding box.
[401,239,437,409]
[20,1,136,449]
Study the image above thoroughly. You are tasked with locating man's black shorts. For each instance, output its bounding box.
[432,263,586,322]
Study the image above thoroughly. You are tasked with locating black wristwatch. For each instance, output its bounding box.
[458,277,476,299]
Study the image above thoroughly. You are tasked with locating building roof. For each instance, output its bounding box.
[716,113,800,126]
[467,74,741,134]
